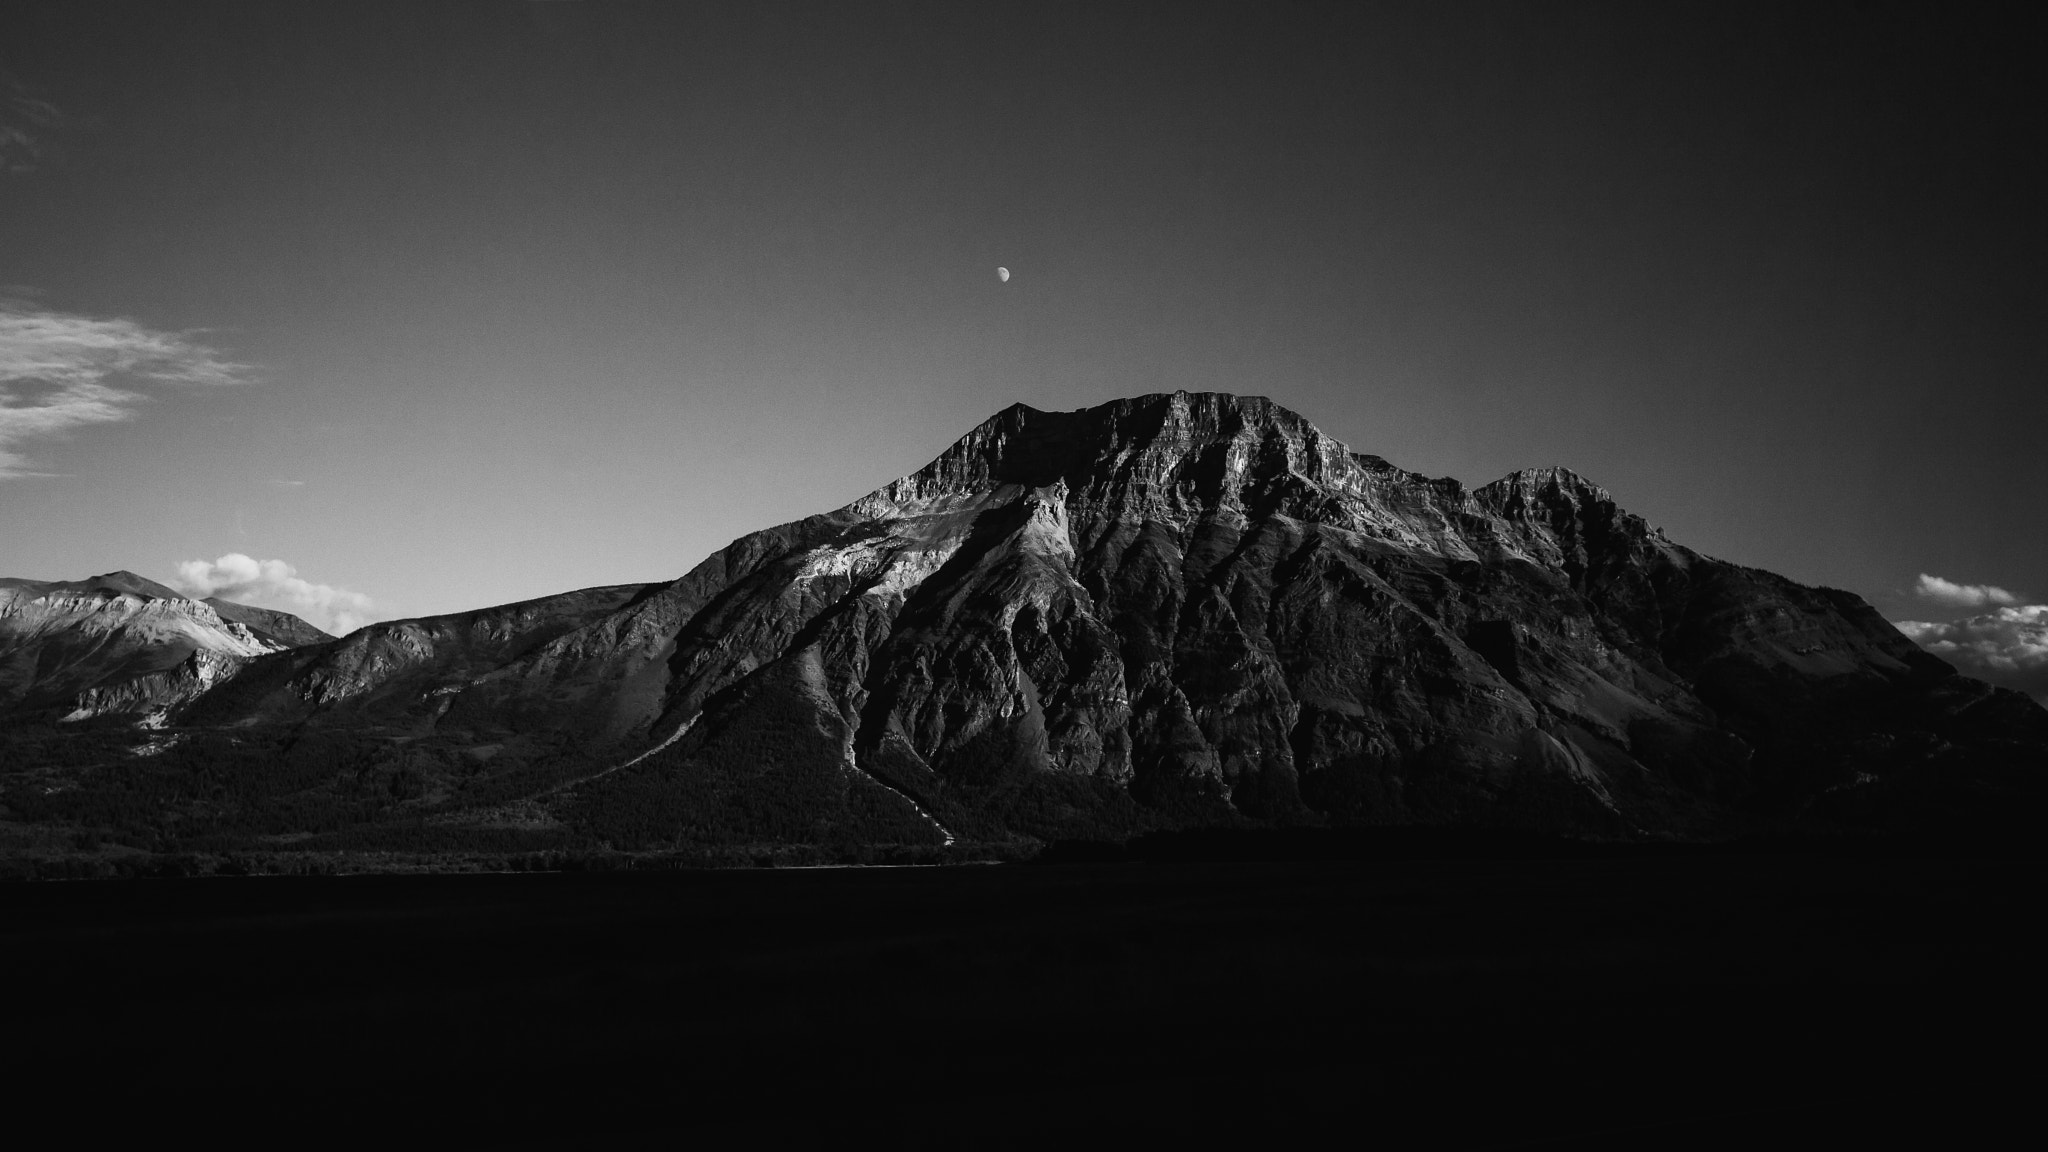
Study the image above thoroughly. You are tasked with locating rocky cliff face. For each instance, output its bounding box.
[202,599,333,650]
[0,573,331,716]
[553,391,2038,841]
[63,648,250,727]
[14,396,2044,847]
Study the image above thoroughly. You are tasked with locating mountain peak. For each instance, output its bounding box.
[1478,466,1616,507]
[85,571,191,601]
[0,570,191,602]
[870,391,1376,517]
[6,392,2041,857]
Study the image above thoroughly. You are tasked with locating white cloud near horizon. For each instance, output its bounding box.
[1912,573,2020,610]
[1896,605,2048,708]
[173,553,377,636]
[0,299,252,478]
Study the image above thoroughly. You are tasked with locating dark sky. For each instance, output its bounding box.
[1,2,2042,689]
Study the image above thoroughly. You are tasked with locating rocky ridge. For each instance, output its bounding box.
[9,394,2045,851]
[0,573,331,716]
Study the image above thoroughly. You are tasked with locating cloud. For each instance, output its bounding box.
[1896,605,2048,708]
[1912,573,2021,610]
[0,298,252,478]
[1,71,65,173]
[173,553,378,636]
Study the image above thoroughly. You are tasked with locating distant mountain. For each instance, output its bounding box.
[202,598,333,650]
[0,572,330,722]
[5,395,2043,865]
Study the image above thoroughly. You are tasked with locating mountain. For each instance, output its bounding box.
[5,395,2044,863]
[0,572,331,722]
[201,598,333,649]
[0,572,332,722]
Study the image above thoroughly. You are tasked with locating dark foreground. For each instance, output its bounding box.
[5,852,2039,1145]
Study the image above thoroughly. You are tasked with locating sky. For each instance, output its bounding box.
[1,3,2042,698]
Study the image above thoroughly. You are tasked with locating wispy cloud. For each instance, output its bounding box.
[173,553,378,636]
[1,71,65,173]
[0,298,252,478]
[1896,605,2048,708]
[1912,573,2021,611]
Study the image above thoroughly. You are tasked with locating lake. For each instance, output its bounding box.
[3,853,2036,1144]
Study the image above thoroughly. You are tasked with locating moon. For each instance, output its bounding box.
[997,267,1010,283]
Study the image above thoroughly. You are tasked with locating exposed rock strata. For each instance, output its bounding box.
[10,395,2044,845]
[64,648,249,726]
[203,598,332,649]
[0,573,330,715]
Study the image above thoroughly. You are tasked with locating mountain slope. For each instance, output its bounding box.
[530,392,2038,843]
[0,572,329,717]
[202,598,332,649]
[11,395,2044,852]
